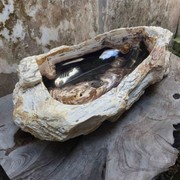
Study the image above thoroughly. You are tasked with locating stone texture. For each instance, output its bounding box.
[0,0,180,97]
[13,26,172,141]
[0,73,18,97]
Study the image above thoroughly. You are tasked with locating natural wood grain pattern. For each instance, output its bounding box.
[0,54,180,180]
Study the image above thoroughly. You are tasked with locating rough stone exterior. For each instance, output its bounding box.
[13,26,173,141]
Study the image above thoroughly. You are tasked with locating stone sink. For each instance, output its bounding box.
[13,26,172,141]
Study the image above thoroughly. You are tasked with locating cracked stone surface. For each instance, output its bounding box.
[13,26,173,142]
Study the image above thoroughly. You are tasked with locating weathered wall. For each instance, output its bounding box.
[0,0,180,97]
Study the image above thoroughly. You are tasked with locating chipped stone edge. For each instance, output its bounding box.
[13,26,173,141]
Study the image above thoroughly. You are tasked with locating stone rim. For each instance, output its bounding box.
[13,26,173,141]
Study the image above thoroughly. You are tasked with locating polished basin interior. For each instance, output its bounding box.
[41,37,150,105]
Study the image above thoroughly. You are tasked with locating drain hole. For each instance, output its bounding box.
[173,93,180,99]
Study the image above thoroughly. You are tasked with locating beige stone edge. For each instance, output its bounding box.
[13,26,173,141]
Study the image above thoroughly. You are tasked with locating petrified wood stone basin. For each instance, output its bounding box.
[13,26,172,141]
